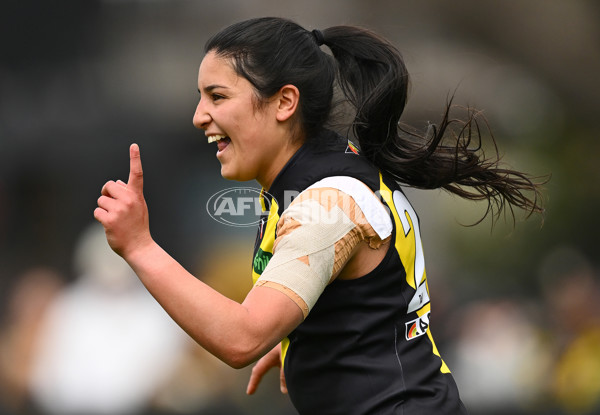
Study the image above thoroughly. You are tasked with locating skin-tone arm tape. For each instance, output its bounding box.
[255,177,393,318]
[306,176,393,239]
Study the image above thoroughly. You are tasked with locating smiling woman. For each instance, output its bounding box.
[193,51,302,187]
[94,17,545,415]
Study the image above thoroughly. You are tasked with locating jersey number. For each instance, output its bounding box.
[392,191,429,314]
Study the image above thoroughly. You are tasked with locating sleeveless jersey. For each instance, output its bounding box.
[251,130,467,414]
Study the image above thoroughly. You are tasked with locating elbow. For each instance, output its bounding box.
[219,339,264,369]
[226,355,253,370]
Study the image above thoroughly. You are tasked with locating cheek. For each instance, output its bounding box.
[232,124,261,152]
[234,140,265,173]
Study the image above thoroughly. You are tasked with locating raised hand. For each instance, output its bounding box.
[94,143,152,258]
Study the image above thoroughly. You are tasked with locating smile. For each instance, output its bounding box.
[207,134,232,153]
[207,134,228,143]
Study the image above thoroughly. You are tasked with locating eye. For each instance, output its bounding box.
[211,93,225,102]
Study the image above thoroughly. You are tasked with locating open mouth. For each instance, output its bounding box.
[207,134,226,144]
[207,134,231,153]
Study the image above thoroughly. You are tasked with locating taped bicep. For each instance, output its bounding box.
[255,178,392,318]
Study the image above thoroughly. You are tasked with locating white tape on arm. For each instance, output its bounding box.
[306,176,392,239]
[257,199,355,317]
[257,179,393,317]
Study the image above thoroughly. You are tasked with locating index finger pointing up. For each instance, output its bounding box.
[127,143,144,192]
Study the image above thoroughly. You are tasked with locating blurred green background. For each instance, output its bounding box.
[1,1,599,414]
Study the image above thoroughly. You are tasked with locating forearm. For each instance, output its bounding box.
[124,240,271,368]
[95,145,299,367]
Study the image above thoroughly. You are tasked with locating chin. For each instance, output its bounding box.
[220,168,235,181]
[220,166,242,182]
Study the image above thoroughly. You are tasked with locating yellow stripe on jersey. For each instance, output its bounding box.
[417,303,450,373]
[249,196,292,366]
[251,198,279,285]
[378,175,417,290]
[379,173,451,374]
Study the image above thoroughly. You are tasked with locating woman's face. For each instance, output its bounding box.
[193,51,299,188]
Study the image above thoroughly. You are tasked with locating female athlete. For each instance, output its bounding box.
[95,17,544,414]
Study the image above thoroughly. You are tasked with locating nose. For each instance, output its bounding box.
[193,99,211,130]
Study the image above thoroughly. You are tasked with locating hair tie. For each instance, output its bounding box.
[311,29,325,46]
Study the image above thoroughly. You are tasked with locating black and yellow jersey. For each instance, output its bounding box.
[252,130,467,414]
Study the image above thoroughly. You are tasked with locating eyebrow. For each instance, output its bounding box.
[199,84,229,93]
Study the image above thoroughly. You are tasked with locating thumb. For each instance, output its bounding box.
[127,143,143,193]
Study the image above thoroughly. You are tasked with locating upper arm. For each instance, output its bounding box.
[239,284,304,360]
[255,177,393,318]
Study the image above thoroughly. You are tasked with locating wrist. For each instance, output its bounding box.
[122,236,159,268]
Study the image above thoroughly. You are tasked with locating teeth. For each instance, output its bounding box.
[207,134,226,144]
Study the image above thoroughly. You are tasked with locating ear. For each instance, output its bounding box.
[275,84,300,122]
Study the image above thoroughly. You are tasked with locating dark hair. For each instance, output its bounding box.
[205,17,545,223]
[205,18,335,140]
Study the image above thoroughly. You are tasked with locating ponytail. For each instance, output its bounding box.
[205,17,545,224]
[321,25,545,224]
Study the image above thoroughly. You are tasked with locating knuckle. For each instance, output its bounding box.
[115,203,127,215]
[123,198,135,208]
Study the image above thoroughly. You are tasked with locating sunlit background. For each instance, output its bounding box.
[1,1,599,414]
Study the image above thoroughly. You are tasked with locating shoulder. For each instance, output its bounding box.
[282,176,393,242]
[269,130,381,210]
